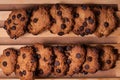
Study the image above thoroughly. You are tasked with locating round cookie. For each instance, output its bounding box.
[73,5,96,36]
[65,45,86,76]
[28,6,51,35]
[34,43,54,77]
[99,45,118,70]
[94,7,116,37]
[16,46,37,80]
[4,9,28,39]
[0,48,17,76]
[50,4,73,36]
[82,46,100,74]
[53,46,68,77]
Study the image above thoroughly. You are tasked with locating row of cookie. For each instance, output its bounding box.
[0,43,118,80]
[3,4,117,39]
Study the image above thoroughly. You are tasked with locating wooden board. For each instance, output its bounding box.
[0,44,120,79]
[0,0,120,80]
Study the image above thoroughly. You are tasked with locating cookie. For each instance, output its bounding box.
[50,4,73,36]
[28,6,51,35]
[99,45,118,70]
[4,9,28,39]
[65,45,86,76]
[0,48,17,76]
[82,46,100,74]
[16,46,37,80]
[94,7,116,37]
[73,5,96,36]
[34,43,54,77]
[53,46,68,77]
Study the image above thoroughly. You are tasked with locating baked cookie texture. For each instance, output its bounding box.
[50,4,73,36]
[82,46,100,74]
[4,9,28,39]
[94,7,116,37]
[65,45,86,76]
[99,45,118,70]
[16,46,37,80]
[34,43,54,77]
[28,6,51,35]
[53,46,68,77]
[73,5,96,36]
[0,48,17,76]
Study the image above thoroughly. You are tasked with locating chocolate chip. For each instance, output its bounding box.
[55,61,60,66]
[3,25,7,30]
[106,60,111,64]
[84,64,89,69]
[55,4,60,10]
[33,18,38,23]
[83,22,87,27]
[76,53,81,59]
[56,69,61,73]
[17,14,22,19]
[16,64,20,69]
[81,5,87,10]
[22,53,26,59]
[39,69,43,74]
[2,61,7,67]
[85,28,91,34]
[12,15,16,20]
[66,46,72,51]
[88,17,94,24]
[104,22,109,27]
[61,24,66,29]
[95,11,100,15]
[23,70,26,75]
[43,57,47,62]
[74,13,79,18]
[87,56,92,62]
[37,54,41,59]
[19,71,23,77]
[79,26,84,31]
[11,26,16,30]
[62,18,69,23]
[6,51,10,56]
[57,46,64,52]
[52,18,56,23]
[58,32,64,36]
[57,11,62,16]
[67,59,71,64]
[21,17,25,21]
[7,19,11,24]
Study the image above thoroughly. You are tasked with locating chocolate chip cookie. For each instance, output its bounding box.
[53,46,68,77]
[73,5,96,36]
[16,46,37,80]
[28,6,51,35]
[94,7,116,37]
[99,45,118,70]
[4,9,28,39]
[50,4,73,36]
[82,46,100,74]
[0,48,17,76]
[65,45,86,76]
[34,43,54,77]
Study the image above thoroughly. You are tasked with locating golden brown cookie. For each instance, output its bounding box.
[94,7,116,37]
[65,45,86,76]
[34,43,54,77]
[16,46,37,80]
[50,4,73,36]
[0,48,17,76]
[4,9,28,39]
[28,6,51,35]
[73,5,96,36]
